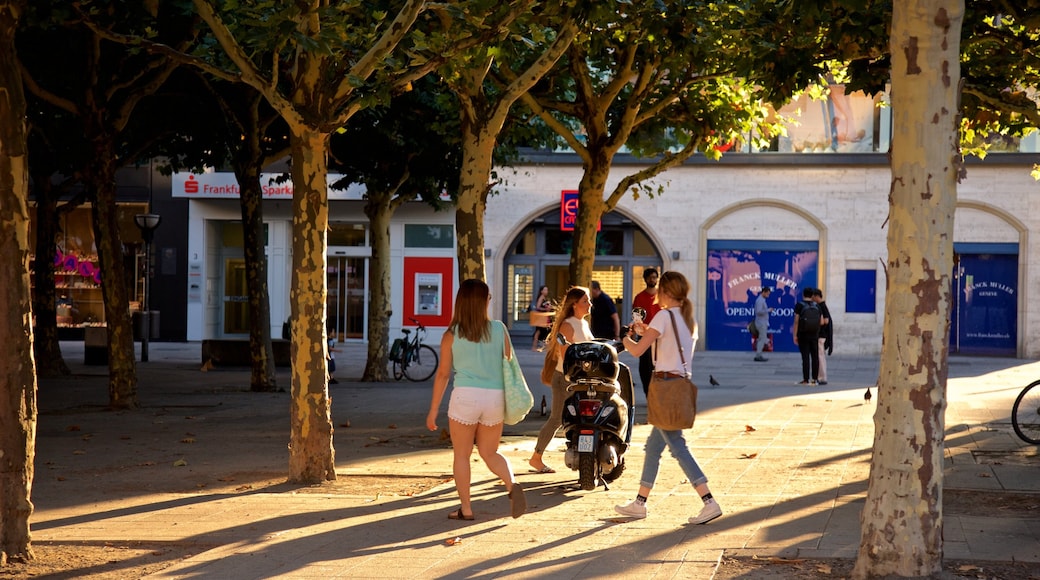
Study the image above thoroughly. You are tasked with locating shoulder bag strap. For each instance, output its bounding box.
[666,310,690,377]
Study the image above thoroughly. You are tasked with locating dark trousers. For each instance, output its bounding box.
[639,349,654,396]
[798,333,819,381]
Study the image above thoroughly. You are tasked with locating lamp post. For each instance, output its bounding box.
[134,213,161,362]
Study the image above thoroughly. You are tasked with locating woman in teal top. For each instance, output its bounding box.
[427,279,526,521]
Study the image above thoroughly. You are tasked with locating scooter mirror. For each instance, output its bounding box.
[555,332,569,346]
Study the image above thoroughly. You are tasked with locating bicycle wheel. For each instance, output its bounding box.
[1012,379,1040,444]
[392,348,407,380]
[404,344,439,382]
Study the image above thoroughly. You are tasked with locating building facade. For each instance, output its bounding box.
[486,153,1035,357]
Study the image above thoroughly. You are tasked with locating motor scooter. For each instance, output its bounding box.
[558,336,635,491]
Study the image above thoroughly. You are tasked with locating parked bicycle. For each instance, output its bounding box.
[388,317,439,381]
[1012,379,1040,444]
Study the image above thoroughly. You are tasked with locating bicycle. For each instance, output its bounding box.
[389,317,439,381]
[1012,379,1040,444]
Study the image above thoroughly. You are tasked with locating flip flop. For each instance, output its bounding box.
[508,483,526,518]
[529,466,556,474]
[448,508,474,521]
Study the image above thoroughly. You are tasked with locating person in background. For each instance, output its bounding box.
[528,286,594,474]
[530,285,553,351]
[615,271,723,525]
[327,337,339,384]
[793,287,824,386]
[753,287,773,362]
[631,268,662,395]
[589,281,620,340]
[812,288,833,385]
[426,279,526,520]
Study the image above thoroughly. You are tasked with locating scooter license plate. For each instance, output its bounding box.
[578,434,594,453]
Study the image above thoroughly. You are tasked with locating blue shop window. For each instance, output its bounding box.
[846,270,876,313]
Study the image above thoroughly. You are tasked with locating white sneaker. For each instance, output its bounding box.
[689,500,722,525]
[614,500,648,519]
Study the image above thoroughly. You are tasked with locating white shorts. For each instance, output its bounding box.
[448,387,505,426]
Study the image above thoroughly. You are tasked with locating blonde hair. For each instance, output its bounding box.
[449,279,491,343]
[657,271,696,333]
[547,286,589,344]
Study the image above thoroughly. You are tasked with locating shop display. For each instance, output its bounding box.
[47,251,106,328]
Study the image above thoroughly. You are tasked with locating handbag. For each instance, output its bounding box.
[503,341,534,425]
[747,319,759,338]
[540,344,558,386]
[646,310,698,430]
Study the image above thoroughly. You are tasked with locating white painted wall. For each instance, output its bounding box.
[485,160,1038,357]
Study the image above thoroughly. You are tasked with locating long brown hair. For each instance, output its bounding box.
[449,279,491,343]
[657,271,696,333]
[547,286,590,343]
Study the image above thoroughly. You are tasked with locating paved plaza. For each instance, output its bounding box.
[30,339,1040,578]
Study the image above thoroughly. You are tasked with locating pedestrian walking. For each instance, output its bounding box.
[615,271,722,525]
[530,285,553,351]
[812,288,833,384]
[426,279,526,520]
[528,286,594,474]
[753,286,772,362]
[793,287,825,385]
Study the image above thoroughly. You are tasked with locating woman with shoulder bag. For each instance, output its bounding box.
[426,279,526,520]
[615,271,722,525]
[527,286,594,474]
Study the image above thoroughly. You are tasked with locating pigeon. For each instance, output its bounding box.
[864,387,872,401]
[709,375,720,387]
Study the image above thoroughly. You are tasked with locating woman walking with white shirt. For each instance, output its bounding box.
[614,271,722,525]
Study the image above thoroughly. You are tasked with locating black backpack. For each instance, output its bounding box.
[800,301,822,334]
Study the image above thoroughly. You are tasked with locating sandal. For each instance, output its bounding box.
[508,483,526,518]
[528,465,556,474]
[448,508,474,521]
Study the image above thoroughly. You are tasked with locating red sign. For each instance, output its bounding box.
[559,190,600,232]
[560,190,578,231]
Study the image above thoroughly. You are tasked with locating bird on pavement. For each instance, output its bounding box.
[864,387,872,402]
[709,375,720,387]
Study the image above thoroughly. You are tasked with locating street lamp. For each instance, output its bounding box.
[134,213,161,362]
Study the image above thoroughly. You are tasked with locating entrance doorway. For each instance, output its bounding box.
[327,257,367,341]
[501,209,663,336]
[950,245,1018,356]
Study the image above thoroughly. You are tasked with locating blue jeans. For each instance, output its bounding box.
[638,427,708,489]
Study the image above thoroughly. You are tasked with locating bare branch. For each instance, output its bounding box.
[604,137,700,210]
[192,0,301,126]
[19,58,78,115]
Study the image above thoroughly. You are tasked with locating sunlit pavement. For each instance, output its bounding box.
[31,339,1040,579]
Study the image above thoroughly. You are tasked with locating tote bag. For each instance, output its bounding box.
[646,311,698,430]
[503,350,534,425]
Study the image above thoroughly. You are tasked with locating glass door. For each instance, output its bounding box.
[327,257,367,340]
[222,258,249,335]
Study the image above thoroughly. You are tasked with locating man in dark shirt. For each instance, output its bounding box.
[589,281,620,340]
[812,288,833,385]
[793,287,824,386]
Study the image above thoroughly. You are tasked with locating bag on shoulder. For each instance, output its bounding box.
[540,345,558,386]
[647,375,697,430]
[799,301,822,334]
[747,319,759,338]
[503,351,534,425]
[646,310,698,430]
